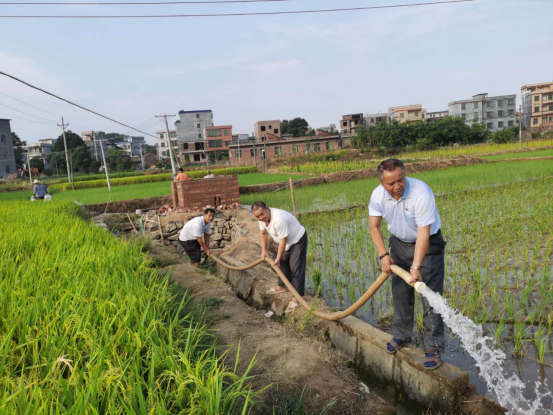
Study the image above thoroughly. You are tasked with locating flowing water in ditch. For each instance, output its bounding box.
[418,286,553,414]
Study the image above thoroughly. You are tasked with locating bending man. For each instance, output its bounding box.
[252,201,307,314]
[178,208,215,267]
[368,159,446,370]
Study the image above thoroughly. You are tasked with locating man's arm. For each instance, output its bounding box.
[260,229,269,259]
[369,216,394,273]
[274,238,287,268]
[407,225,430,284]
[196,235,211,257]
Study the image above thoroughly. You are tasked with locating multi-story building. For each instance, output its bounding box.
[254,120,281,140]
[521,81,553,129]
[364,112,388,126]
[155,129,178,161]
[426,110,449,122]
[118,136,145,158]
[82,131,107,161]
[175,110,214,142]
[388,105,426,123]
[205,125,233,152]
[0,119,16,177]
[318,124,337,133]
[340,113,364,136]
[228,135,341,167]
[27,138,57,169]
[448,93,516,132]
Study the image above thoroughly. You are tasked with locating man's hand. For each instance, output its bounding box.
[205,248,211,257]
[381,255,394,273]
[273,256,281,268]
[406,267,422,285]
[260,250,268,260]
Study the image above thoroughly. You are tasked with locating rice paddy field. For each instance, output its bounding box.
[0,202,260,412]
[246,159,553,397]
[0,173,309,205]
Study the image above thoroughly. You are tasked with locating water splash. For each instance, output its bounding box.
[415,283,552,414]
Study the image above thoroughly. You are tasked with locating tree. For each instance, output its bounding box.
[145,144,157,155]
[281,118,309,137]
[11,132,27,167]
[105,133,123,140]
[89,160,101,174]
[71,146,93,173]
[52,130,86,152]
[50,131,93,173]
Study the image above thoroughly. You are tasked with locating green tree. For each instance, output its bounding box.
[11,132,27,167]
[88,160,101,174]
[281,118,309,137]
[29,158,45,173]
[50,131,93,173]
[145,144,157,155]
[52,131,86,152]
[71,146,93,173]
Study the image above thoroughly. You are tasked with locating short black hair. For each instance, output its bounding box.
[251,201,267,211]
[377,159,405,181]
[204,208,215,215]
[178,168,184,172]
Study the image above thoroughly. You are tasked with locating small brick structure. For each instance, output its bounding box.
[171,175,240,210]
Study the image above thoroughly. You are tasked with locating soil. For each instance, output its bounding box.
[150,245,395,414]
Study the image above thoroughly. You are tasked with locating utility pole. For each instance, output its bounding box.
[156,115,177,179]
[28,160,33,187]
[57,117,71,183]
[263,136,268,174]
[238,137,241,166]
[519,104,522,149]
[96,132,111,192]
[140,145,145,170]
[252,138,258,169]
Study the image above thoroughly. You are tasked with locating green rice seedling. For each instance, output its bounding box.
[494,320,505,345]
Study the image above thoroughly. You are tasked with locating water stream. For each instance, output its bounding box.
[417,284,553,414]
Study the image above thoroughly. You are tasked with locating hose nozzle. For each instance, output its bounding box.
[414,282,427,293]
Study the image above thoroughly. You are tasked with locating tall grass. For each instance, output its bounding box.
[0,201,260,412]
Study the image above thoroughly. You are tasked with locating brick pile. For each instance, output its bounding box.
[171,175,240,211]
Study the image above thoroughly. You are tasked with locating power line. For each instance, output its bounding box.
[0,1,476,18]
[0,91,61,117]
[0,109,57,124]
[0,70,158,139]
[0,100,57,122]
[0,0,291,4]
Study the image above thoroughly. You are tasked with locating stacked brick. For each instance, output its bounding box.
[171,175,240,210]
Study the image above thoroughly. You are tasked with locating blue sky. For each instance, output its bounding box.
[0,0,551,145]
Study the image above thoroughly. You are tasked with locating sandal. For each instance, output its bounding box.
[424,349,442,370]
[268,287,286,295]
[284,301,300,314]
[386,338,405,355]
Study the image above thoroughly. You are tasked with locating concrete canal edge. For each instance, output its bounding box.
[216,255,507,414]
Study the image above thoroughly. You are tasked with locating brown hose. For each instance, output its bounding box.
[210,254,415,321]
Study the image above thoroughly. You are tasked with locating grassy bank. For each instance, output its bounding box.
[0,201,260,412]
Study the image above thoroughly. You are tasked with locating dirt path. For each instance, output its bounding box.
[163,256,395,414]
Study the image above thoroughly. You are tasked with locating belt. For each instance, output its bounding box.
[393,229,441,245]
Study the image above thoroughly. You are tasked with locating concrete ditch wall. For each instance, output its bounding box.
[215,253,506,414]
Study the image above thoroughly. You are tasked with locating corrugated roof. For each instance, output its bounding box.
[178,109,213,114]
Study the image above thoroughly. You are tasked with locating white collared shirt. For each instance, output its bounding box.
[259,207,305,251]
[179,216,211,242]
[368,177,441,243]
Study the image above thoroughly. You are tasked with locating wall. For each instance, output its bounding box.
[254,120,281,139]
[176,110,214,142]
[0,120,17,177]
[172,175,240,210]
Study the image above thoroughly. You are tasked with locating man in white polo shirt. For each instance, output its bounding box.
[179,208,215,268]
[251,201,307,314]
[369,159,446,370]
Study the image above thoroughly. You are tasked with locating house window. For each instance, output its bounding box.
[224,141,230,147]
[474,103,479,109]
[250,149,256,157]
[314,143,321,152]
[498,100,503,107]
[535,96,540,102]
[201,153,206,159]
[549,116,553,122]
[224,130,230,136]
[292,145,298,154]
[549,105,553,111]
[535,107,540,113]
[274,147,282,156]
[261,126,266,132]
[487,123,493,129]
[326,142,332,151]
[161,142,166,147]
[474,113,479,121]
[274,129,279,134]
[5,165,10,174]
[508,121,514,127]
[195,142,204,151]
[414,111,419,117]
[487,112,492,118]
[342,121,347,127]
[509,110,515,116]
[548,94,553,101]
[533,118,538,125]
[498,122,504,128]
[400,113,405,118]
[196,114,200,119]
[508,99,515,105]
[268,125,272,129]
[194,154,200,162]
[461,103,466,110]
[160,133,165,139]
[197,124,201,128]
[207,129,222,137]
[486,101,492,108]
[208,140,223,148]
[182,143,188,150]
[235,150,242,158]
[306,143,311,153]
[543,118,548,124]
[498,110,504,117]
[198,134,202,139]
[343,129,348,134]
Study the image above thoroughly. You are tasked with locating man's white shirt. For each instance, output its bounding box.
[368,177,441,243]
[179,216,211,242]
[259,208,305,251]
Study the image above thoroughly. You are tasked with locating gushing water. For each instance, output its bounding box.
[414,283,553,415]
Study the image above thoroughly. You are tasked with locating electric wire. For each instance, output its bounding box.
[0,109,57,124]
[0,100,58,122]
[0,91,62,117]
[0,1,476,18]
[0,0,293,4]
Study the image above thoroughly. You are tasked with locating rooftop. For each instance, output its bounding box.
[178,109,212,114]
[521,81,553,89]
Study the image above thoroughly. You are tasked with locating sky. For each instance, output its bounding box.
[0,0,552,145]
